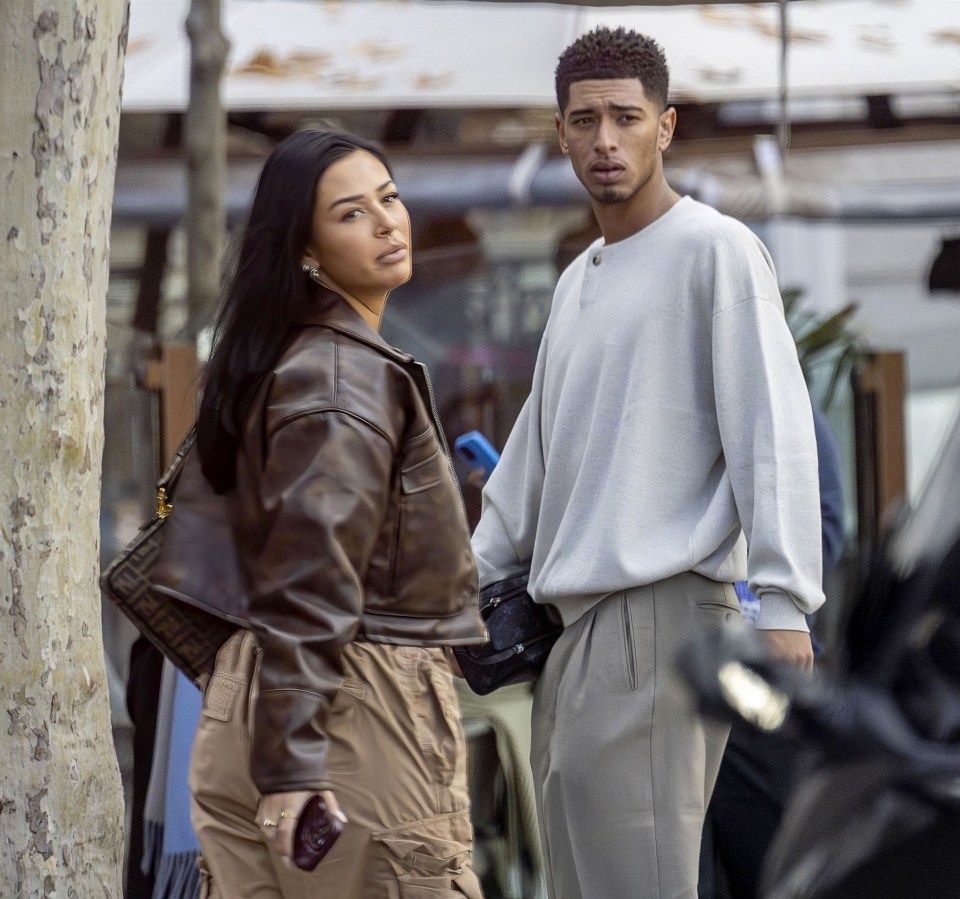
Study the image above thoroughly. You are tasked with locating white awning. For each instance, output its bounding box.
[123,0,578,111]
[122,0,960,112]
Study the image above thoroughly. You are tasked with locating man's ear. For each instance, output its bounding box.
[555,112,568,154]
[658,106,677,152]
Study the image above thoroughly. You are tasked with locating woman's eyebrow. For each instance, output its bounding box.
[328,180,395,211]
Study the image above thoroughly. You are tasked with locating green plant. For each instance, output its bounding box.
[782,287,869,411]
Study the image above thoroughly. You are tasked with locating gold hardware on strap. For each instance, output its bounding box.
[156,487,173,519]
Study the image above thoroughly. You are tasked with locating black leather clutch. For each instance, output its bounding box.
[454,574,562,695]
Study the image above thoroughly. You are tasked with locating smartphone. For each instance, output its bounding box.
[454,431,501,480]
[292,794,343,871]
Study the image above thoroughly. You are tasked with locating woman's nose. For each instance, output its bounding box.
[373,211,396,235]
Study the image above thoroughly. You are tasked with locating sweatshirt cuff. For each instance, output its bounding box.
[754,591,810,632]
[477,562,529,591]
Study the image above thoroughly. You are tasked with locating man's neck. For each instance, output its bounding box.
[595,179,680,246]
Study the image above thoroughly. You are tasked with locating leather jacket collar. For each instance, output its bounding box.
[289,285,413,365]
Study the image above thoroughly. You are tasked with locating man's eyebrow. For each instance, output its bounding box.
[567,103,645,118]
[328,180,395,210]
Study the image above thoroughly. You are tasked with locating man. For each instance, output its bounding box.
[471,26,824,899]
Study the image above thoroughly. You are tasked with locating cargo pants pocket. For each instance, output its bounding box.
[376,811,482,898]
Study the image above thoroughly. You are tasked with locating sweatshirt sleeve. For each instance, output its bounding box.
[471,335,549,588]
[712,243,825,630]
[243,410,392,794]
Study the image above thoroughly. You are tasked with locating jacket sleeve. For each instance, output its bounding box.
[243,410,392,794]
[471,335,549,589]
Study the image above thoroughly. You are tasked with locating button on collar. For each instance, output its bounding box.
[592,254,602,266]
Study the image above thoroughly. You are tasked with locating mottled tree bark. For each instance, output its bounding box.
[185,0,229,336]
[0,1,129,894]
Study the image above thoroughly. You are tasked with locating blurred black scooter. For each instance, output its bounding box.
[678,411,960,899]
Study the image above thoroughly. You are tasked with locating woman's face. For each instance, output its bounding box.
[304,150,412,304]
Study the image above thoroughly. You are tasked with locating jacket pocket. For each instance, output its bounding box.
[387,435,474,619]
[400,450,445,494]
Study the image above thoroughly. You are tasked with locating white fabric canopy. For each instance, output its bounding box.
[122,0,960,111]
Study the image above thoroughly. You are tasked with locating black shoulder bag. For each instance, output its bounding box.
[454,574,562,695]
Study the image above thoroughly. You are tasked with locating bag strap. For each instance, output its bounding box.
[154,425,198,519]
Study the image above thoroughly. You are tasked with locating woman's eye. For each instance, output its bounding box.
[382,192,400,204]
[342,209,362,221]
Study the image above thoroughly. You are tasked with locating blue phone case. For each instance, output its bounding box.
[454,431,501,478]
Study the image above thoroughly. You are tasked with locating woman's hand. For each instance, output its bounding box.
[258,789,347,858]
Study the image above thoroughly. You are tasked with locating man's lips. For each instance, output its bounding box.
[588,161,626,184]
[378,245,408,263]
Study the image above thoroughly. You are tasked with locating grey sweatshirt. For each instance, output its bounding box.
[472,197,824,631]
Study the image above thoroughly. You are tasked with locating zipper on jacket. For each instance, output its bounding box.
[413,362,466,524]
[413,361,483,634]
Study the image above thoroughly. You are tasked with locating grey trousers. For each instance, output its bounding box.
[531,572,740,899]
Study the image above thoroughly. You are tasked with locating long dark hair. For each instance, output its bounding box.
[197,129,391,492]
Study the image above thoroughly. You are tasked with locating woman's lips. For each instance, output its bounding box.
[378,246,408,264]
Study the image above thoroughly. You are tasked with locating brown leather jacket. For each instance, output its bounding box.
[231,289,487,794]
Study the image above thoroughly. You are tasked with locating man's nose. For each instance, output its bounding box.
[594,116,617,151]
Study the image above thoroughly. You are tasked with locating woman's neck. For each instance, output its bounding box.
[312,274,387,332]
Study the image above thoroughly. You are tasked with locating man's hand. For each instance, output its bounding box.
[444,645,464,678]
[760,630,814,673]
[258,789,346,858]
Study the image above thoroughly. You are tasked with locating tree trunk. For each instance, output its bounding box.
[185,0,229,337]
[0,1,129,894]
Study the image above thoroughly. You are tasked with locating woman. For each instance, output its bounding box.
[189,130,488,898]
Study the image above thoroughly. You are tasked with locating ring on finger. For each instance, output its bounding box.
[262,817,278,828]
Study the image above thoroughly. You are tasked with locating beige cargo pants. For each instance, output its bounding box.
[189,629,483,899]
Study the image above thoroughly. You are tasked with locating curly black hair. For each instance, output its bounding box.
[555,26,670,114]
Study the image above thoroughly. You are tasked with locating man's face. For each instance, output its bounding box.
[556,78,675,207]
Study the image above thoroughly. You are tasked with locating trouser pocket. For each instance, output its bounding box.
[695,581,742,625]
[620,592,655,693]
[376,811,482,898]
[413,655,464,789]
